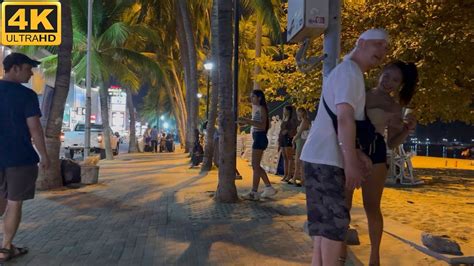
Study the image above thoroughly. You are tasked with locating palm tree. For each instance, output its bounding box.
[133,0,211,152]
[36,0,73,190]
[201,0,219,172]
[176,0,200,153]
[140,81,172,127]
[242,0,282,91]
[62,0,163,159]
[214,0,238,203]
[126,88,138,152]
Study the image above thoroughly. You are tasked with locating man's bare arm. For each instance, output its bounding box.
[27,116,50,169]
[336,103,365,190]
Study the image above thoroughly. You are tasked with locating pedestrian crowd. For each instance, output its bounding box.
[142,126,175,153]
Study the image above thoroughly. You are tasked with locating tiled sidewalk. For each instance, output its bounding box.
[2,152,314,265]
[1,151,444,265]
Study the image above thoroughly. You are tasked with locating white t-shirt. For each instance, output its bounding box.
[300,58,366,168]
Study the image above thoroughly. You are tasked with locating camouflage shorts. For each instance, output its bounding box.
[304,162,350,241]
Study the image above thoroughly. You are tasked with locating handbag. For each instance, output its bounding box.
[322,97,376,156]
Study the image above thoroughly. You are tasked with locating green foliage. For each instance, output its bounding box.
[342,0,473,124]
[35,0,163,93]
[256,43,323,111]
[140,82,172,126]
[254,1,473,124]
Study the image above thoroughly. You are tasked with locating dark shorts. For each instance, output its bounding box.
[304,162,350,242]
[0,165,38,201]
[279,135,293,148]
[252,131,268,150]
[368,133,387,165]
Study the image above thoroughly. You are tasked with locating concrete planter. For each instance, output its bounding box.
[81,165,100,184]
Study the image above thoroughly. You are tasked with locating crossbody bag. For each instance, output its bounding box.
[322,97,377,156]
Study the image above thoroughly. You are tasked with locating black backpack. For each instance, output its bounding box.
[322,97,377,156]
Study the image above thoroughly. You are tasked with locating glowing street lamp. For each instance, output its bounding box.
[203,61,213,120]
[204,62,214,70]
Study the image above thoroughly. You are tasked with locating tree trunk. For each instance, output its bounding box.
[176,5,193,153]
[178,0,199,154]
[126,88,138,153]
[99,80,113,160]
[163,73,186,149]
[37,0,72,190]
[215,0,238,203]
[170,61,188,146]
[253,18,263,91]
[201,0,219,172]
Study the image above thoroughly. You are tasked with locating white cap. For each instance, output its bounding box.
[344,28,389,60]
[358,28,389,43]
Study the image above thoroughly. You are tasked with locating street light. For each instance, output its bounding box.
[197,93,203,98]
[204,62,214,71]
[204,62,213,120]
[84,0,93,158]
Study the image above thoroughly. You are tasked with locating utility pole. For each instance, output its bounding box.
[233,0,240,178]
[322,0,341,79]
[206,74,210,120]
[84,0,93,158]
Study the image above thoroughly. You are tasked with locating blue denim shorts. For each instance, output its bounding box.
[252,131,268,150]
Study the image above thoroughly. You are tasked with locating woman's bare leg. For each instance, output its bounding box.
[252,149,271,189]
[286,147,295,180]
[282,148,289,180]
[293,148,302,183]
[362,163,387,265]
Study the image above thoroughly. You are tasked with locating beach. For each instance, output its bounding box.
[353,158,474,247]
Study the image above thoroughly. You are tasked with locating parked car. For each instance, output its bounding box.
[62,123,118,159]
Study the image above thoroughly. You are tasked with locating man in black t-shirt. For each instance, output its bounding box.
[0,53,50,262]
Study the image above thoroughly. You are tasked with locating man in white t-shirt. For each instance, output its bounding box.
[300,29,389,265]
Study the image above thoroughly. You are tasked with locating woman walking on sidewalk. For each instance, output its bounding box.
[291,107,310,186]
[347,60,418,265]
[238,90,277,201]
[279,105,298,183]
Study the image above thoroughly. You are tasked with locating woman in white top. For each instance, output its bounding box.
[291,107,310,186]
[238,90,277,200]
[351,60,418,265]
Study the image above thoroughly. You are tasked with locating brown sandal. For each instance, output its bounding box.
[7,245,28,260]
[0,244,29,263]
[0,248,11,262]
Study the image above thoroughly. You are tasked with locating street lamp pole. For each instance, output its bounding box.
[233,0,241,179]
[206,73,210,120]
[84,0,93,159]
[204,62,213,121]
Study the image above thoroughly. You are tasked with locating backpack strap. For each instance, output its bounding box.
[322,97,338,134]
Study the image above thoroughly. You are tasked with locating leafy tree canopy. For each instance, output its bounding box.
[256,1,473,124]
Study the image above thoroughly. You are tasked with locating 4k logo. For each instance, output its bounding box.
[1,2,61,45]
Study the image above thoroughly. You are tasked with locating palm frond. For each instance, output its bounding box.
[109,48,164,80]
[97,22,130,48]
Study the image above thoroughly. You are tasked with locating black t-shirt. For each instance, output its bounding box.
[0,80,42,168]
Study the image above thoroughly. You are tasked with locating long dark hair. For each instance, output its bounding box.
[285,105,298,127]
[252,90,269,132]
[383,60,419,106]
[297,107,308,121]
